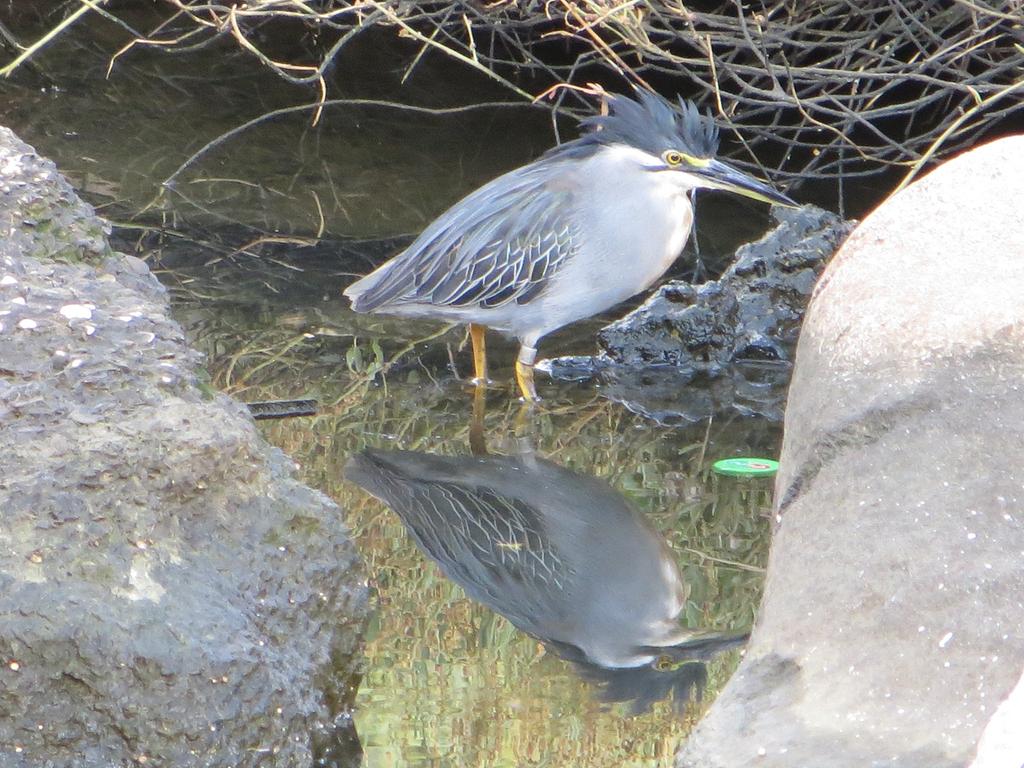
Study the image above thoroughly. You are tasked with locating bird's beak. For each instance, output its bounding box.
[696,159,798,208]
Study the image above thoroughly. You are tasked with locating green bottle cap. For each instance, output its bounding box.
[712,457,779,477]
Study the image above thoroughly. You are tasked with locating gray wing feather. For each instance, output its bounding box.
[348,162,579,312]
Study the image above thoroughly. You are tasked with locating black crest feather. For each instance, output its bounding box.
[566,90,720,159]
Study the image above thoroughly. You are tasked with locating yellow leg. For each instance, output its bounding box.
[515,360,538,402]
[515,343,539,402]
[469,323,488,384]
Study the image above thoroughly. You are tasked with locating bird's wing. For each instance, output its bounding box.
[345,449,581,635]
[347,163,579,311]
[402,481,574,628]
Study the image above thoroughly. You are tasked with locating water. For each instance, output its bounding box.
[0,14,780,766]
[258,387,774,767]
[160,244,777,764]
[160,243,777,766]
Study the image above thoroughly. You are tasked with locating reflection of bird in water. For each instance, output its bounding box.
[344,448,747,713]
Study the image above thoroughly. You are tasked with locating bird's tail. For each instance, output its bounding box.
[342,270,383,312]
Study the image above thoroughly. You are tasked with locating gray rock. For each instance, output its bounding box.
[677,136,1024,767]
[0,128,368,767]
[598,205,854,371]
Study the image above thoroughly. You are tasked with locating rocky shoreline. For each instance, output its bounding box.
[0,128,368,767]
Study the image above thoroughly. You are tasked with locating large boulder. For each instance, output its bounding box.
[678,135,1024,767]
[0,128,367,767]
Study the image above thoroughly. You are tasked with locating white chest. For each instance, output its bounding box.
[584,171,694,291]
[513,146,698,335]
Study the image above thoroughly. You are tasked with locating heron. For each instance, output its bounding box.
[344,90,796,401]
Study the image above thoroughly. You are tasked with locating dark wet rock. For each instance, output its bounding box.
[541,359,791,424]
[0,128,368,767]
[598,205,854,371]
[677,136,1024,767]
[542,205,853,423]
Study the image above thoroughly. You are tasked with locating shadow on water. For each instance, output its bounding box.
[0,12,784,765]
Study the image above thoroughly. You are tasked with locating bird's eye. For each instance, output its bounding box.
[663,151,684,166]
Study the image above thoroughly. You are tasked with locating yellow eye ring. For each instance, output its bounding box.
[663,150,684,166]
